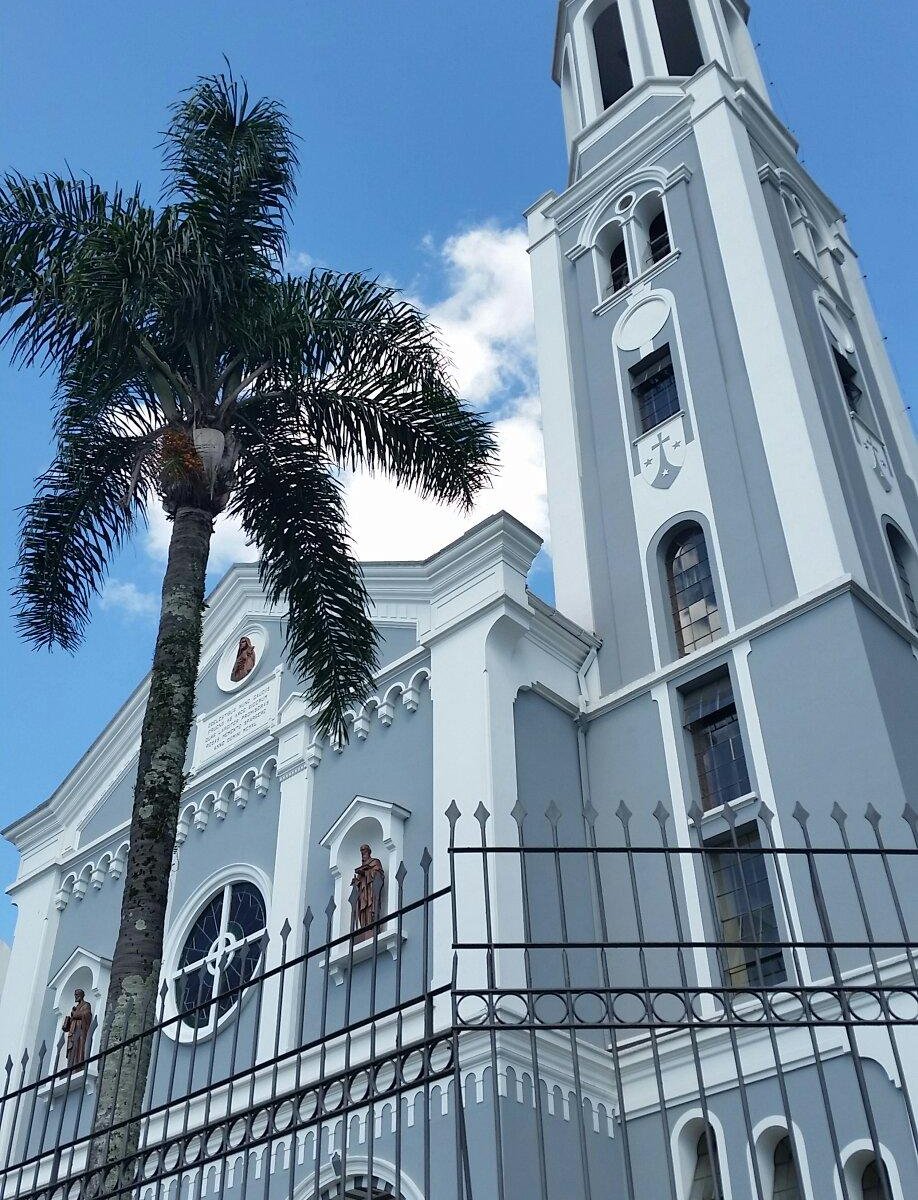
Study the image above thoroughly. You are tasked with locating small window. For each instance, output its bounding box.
[648,210,671,264]
[684,673,749,810]
[652,0,704,77]
[887,526,918,630]
[665,525,722,655]
[594,3,633,109]
[772,1137,803,1200]
[689,1131,723,1200]
[861,1159,892,1200]
[706,827,787,987]
[632,346,680,433]
[833,347,863,415]
[175,882,267,1030]
[610,237,630,293]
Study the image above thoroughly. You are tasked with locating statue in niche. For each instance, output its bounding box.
[350,844,385,943]
[63,989,92,1069]
[230,635,257,683]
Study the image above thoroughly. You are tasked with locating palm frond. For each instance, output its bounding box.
[0,171,169,380]
[241,272,498,506]
[230,429,378,743]
[14,383,159,649]
[164,70,297,272]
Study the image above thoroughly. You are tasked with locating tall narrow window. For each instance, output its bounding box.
[610,236,629,293]
[652,0,704,77]
[632,346,680,433]
[689,1131,723,1200]
[665,525,721,655]
[683,674,749,810]
[833,347,863,415]
[706,827,787,987]
[887,526,918,630]
[772,1137,803,1200]
[593,3,633,109]
[861,1159,892,1200]
[648,210,671,263]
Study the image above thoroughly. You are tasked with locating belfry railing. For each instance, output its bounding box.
[0,798,915,1199]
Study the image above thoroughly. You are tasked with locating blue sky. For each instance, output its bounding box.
[0,0,915,938]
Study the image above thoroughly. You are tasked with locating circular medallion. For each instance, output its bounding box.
[216,624,268,693]
[615,295,671,352]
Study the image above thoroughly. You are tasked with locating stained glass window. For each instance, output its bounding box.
[666,526,722,655]
[175,882,267,1030]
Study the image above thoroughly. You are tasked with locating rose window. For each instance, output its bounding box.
[174,882,267,1030]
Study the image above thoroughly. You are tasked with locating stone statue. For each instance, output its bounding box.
[63,989,92,1069]
[350,844,385,942]
[230,636,257,683]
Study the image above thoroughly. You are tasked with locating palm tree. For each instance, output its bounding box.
[0,71,495,1186]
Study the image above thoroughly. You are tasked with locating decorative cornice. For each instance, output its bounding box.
[584,575,918,724]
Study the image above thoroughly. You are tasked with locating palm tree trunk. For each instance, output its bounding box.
[88,504,212,1192]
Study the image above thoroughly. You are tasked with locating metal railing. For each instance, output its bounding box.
[0,798,915,1199]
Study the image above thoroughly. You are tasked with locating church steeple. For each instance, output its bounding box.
[555,0,770,160]
[531,0,918,694]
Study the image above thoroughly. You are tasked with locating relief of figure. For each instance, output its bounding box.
[350,844,385,943]
[230,635,257,683]
[63,989,93,1069]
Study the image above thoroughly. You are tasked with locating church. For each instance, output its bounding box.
[1,2,917,1198]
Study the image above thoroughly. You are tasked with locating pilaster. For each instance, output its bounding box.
[259,698,314,1055]
[0,869,61,1078]
[686,64,856,595]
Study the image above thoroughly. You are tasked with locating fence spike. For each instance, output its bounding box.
[792,801,810,827]
[830,802,847,828]
[651,801,670,828]
[582,799,599,828]
[303,905,314,930]
[280,918,292,941]
[903,803,918,834]
[445,800,461,830]
[395,861,408,887]
[545,800,562,829]
[420,847,432,874]
[686,801,705,828]
[474,801,491,829]
[510,798,527,830]
[864,803,882,830]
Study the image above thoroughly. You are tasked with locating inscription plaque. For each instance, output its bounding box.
[193,672,280,770]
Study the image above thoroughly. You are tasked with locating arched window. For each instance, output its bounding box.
[772,1136,803,1199]
[174,881,267,1031]
[649,209,671,264]
[593,3,633,110]
[652,0,704,77]
[665,525,722,655]
[887,525,918,630]
[689,1131,723,1200]
[861,1158,892,1200]
[783,193,818,267]
[597,222,630,294]
[610,236,629,292]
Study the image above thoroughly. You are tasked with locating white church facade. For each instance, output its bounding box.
[1,2,917,1198]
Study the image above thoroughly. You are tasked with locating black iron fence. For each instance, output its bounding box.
[0,798,915,1199]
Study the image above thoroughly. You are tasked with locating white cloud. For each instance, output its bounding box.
[100,579,158,618]
[143,222,547,575]
[345,224,547,559]
[423,225,536,407]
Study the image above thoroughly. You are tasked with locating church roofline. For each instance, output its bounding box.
[2,511,549,859]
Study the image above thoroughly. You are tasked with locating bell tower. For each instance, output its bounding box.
[529,0,918,697]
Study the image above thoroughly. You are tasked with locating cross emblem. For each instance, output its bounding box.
[643,429,683,490]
